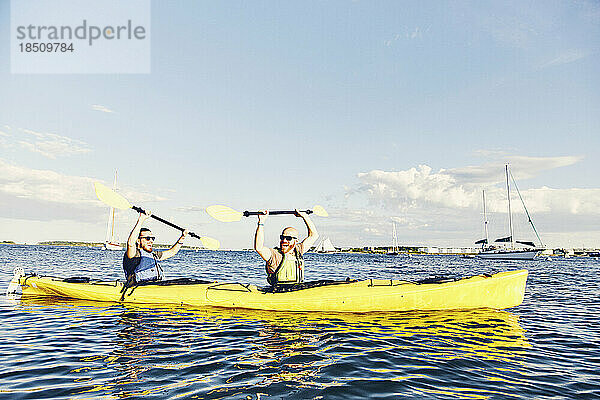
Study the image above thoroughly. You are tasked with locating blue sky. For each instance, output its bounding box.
[1,0,599,249]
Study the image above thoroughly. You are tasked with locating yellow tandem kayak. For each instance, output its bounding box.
[11,269,528,313]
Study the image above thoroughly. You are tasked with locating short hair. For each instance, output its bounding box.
[139,228,152,237]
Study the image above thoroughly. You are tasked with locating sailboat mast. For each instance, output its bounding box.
[105,170,118,244]
[482,190,489,246]
[505,164,514,249]
[392,222,398,252]
[509,170,544,247]
[104,198,112,244]
[110,170,118,242]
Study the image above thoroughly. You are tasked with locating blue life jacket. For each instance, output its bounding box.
[134,249,164,282]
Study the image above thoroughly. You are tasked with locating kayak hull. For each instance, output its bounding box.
[476,250,540,260]
[17,270,528,312]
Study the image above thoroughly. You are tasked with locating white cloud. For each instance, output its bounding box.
[446,155,583,184]
[0,130,9,137]
[476,4,550,50]
[408,27,422,39]
[0,158,98,206]
[384,27,427,46]
[357,164,472,208]
[0,159,167,222]
[363,227,380,235]
[21,128,43,138]
[540,49,589,69]
[174,206,206,212]
[17,128,91,159]
[91,104,115,113]
[120,189,168,205]
[353,157,598,216]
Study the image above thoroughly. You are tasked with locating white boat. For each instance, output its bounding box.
[103,171,123,251]
[477,249,540,260]
[104,242,123,250]
[313,237,336,253]
[475,165,543,261]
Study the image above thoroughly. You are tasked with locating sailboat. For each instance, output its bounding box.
[475,164,543,260]
[313,237,337,253]
[387,222,399,255]
[103,171,123,251]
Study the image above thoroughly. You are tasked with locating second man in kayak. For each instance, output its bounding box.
[254,210,318,286]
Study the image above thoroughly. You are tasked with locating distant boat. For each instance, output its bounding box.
[313,237,336,253]
[103,170,123,251]
[104,242,123,251]
[387,222,399,255]
[475,165,543,261]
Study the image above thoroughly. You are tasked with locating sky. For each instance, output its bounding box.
[1,0,599,249]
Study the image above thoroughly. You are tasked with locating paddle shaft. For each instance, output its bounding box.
[132,206,202,240]
[243,209,313,217]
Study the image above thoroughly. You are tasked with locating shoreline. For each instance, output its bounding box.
[1,242,599,257]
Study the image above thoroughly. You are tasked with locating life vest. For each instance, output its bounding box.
[267,246,304,286]
[134,249,164,282]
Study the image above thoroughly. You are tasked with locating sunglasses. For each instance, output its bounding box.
[139,236,156,241]
[280,235,297,241]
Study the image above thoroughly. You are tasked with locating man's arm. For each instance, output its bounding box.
[298,210,318,253]
[126,211,151,258]
[158,229,189,260]
[254,211,272,261]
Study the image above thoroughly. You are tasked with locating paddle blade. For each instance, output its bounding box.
[200,236,220,250]
[312,205,328,217]
[206,205,243,222]
[94,182,132,210]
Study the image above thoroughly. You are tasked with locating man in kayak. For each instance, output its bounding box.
[123,210,188,285]
[254,210,318,285]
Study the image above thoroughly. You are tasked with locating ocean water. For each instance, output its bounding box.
[0,245,599,399]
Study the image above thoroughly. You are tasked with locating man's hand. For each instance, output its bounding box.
[295,209,308,218]
[258,210,269,224]
[255,210,270,262]
[176,229,189,246]
[139,210,152,222]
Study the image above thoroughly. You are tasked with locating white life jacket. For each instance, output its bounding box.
[268,246,304,285]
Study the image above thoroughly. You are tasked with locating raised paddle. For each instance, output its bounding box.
[206,205,328,223]
[94,182,220,250]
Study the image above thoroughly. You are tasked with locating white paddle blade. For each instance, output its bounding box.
[200,236,220,250]
[206,205,243,222]
[312,205,328,217]
[94,182,132,210]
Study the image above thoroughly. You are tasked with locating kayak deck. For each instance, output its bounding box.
[15,269,528,312]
